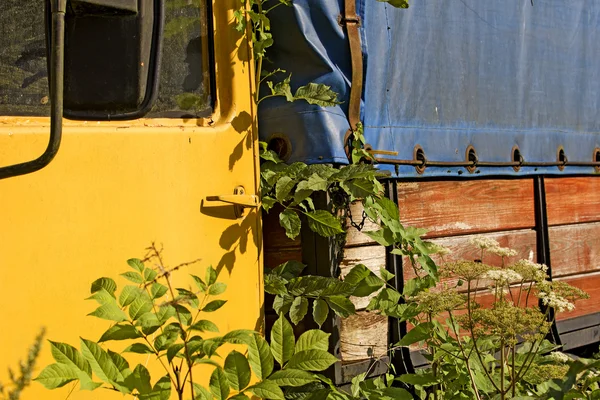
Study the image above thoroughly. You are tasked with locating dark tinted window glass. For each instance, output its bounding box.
[0,0,212,118]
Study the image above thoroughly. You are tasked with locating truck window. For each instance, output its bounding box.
[0,0,212,118]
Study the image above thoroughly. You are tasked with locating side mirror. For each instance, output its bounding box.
[0,0,163,180]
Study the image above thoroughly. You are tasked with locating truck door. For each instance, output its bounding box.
[0,1,261,398]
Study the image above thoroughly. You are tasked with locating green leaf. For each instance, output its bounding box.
[290,296,309,325]
[191,275,207,293]
[98,324,142,342]
[312,299,329,328]
[190,320,219,333]
[203,300,227,312]
[273,295,294,316]
[167,343,184,363]
[224,351,251,391]
[295,330,330,353]
[123,343,155,354]
[49,341,91,376]
[268,369,318,387]
[108,350,130,375]
[264,274,288,296]
[173,304,193,325]
[209,367,230,400]
[276,176,296,201]
[144,267,157,282]
[280,209,302,240]
[352,275,385,297]
[127,258,145,273]
[139,375,171,400]
[154,331,178,352]
[209,282,227,296]
[34,363,80,389]
[156,304,176,324]
[150,282,168,299]
[342,179,376,199]
[137,313,161,335]
[246,380,284,400]
[121,271,144,284]
[343,264,371,286]
[194,383,214,400]
[380,268,395,282]
[326,296,355,318]
[247,334,274,380]
[88,301,128,322]
[272,261,305,280]
[376,0,409,9]
[304,210,344,237]
[87,288,116,305]
[222,329,254,345]
[296,173,328,192]
[129,295,153,321]
[91,278,117,296]
[80,338,122,382]
[396,372,439,387]
[124,364,152,395]
[362,228,395,247]
[205,266,217,286]
[286,349,338,371]
[294,83,341,107]
[267,74,294,101]
[119,285,142,307]
[396,322,434,347]
[270,314,295,366]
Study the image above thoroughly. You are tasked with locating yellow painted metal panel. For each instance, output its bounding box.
[0,2,261,399]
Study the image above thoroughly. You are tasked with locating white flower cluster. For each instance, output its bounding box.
[547,351,570,364]
[426,242,452,256]
[538,291,575,313]
[483,269,523,283]
[469,236,499,249]
[516,259,548,281]
[488,246,518,258]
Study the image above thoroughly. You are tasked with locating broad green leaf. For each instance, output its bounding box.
[88,301,128,322]
[280,209,302,239]
[295,330,330,353]
[202,338,224,357]
[107,350,130,375]
[247,333,274,379]
[264,274,288,296]
[304,210,344,237]
[127,258,145,273]
[286,349,338,371]
[381,387,414,399]
[312,299,329,328]
[270,314,295,366]
[290,296,309,325]
[154,330,178,351]
[273,295,294,316]
[396,372,439,387]
[129,295,153,321]
[396,322,434,347]
[246,380,284,400]
[193,383,213,400]
[176,288,199,308]
[268,369,318,387]
[352,275,384,297]
[49,341,91,376]
[190,320,219,333]
[86,288,116,305]
[203,300,227,312]
[320,281,355,297]
[209,282,227,296]
[275,176,296,201]
[156,304,176,324]
[123,343,155,354]
[209,367,230,400]
[150,282,168,299]
[272,260,305,280]
[362,228,395,247]
[206,266,217,286]
[137,312,161,335]
[342,264,371,286]
[166,343,184,363]
[80,338,122,382]
[191,275,207,293]
[90,278,117,296]
[34,363,79,389]
[98,324,142,342]
[139,375,171,400]
[380,268,395,282]
[296,173,328,192]
[222,329,254,345]
[326,296,355,318]
[124,364,152,394]
[121,271,143,284]
[173,304,193,325]
[119,285,142,307]
[287,276,337,297]
[144,268,157,282]
[294,83,341,107]
[224,351,251,391]
[342,178,376,199]
[418,255,439,280]
[267,74,293,101]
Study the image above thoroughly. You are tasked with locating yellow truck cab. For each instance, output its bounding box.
[1,1,261,398]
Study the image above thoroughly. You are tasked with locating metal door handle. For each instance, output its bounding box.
[206,186,259,217]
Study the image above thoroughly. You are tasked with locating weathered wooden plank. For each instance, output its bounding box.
[345,202,380,247]
[264,249,303,269]
[339,312,388,363]
[549,223,600,277]
[546,177,600,226]
[403,230,538,286]
[340,245,386,309]
[554,273,600,321]
[397,180,535,238]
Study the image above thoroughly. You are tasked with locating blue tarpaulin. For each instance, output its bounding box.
[259,0,600,177]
